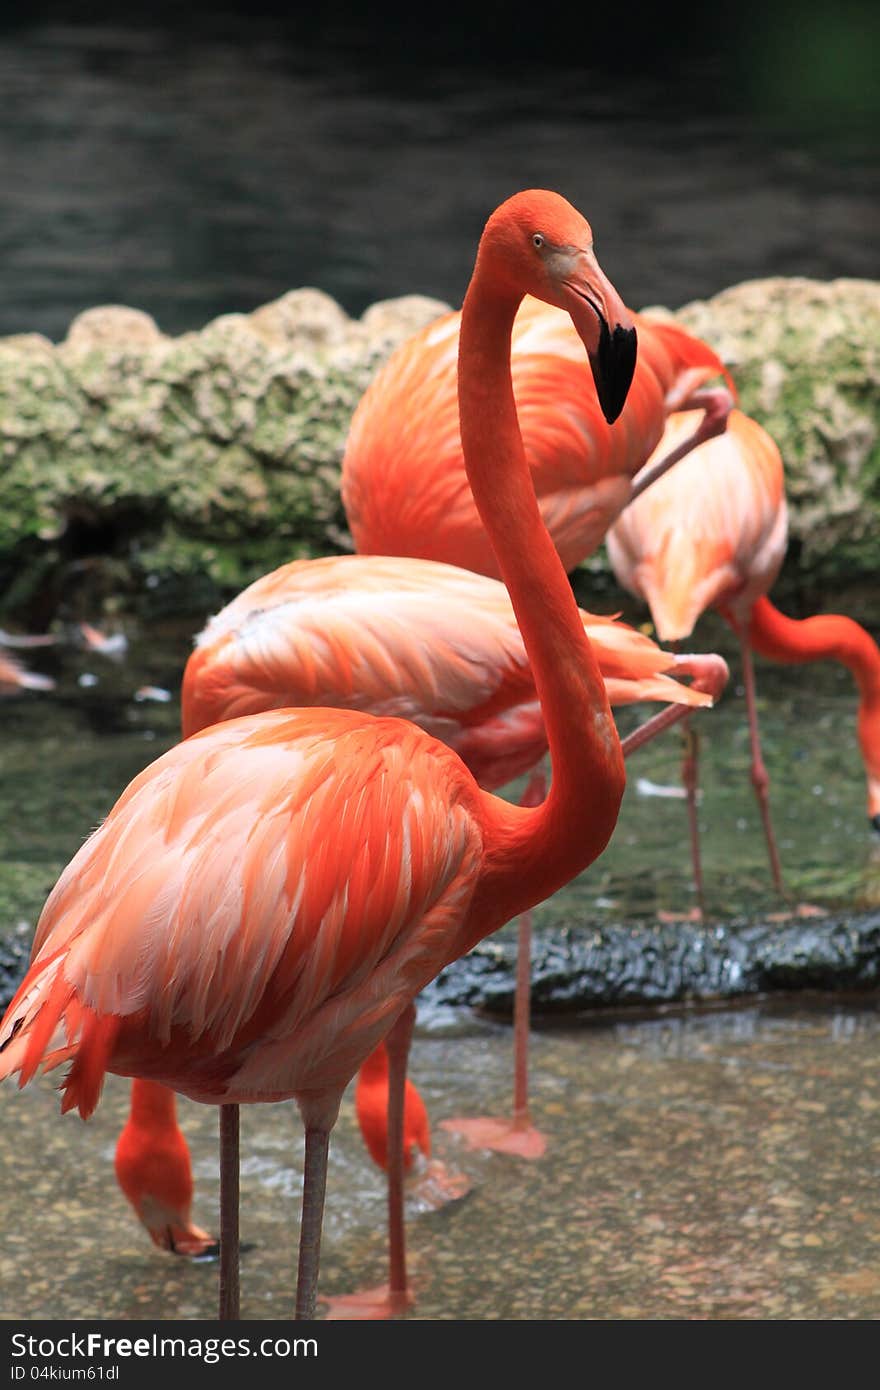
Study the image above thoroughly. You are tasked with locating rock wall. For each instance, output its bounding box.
[0,277,876,622]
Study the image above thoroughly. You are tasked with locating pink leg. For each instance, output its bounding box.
[630,386,734,502]
[440,767,548,1160]
[322,1008,418,1319]
[737,629,784,893]
[385,1005,414,1312]
[622,652,729,918]
[295,1121,332,1321]
[680,716,706,918]
[218,1103,240,1321]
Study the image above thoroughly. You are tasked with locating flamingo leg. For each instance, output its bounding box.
[321,1010,422,1323]
[680,716,706,918]
[441,655,730,1158]
[622,653,728,919]
[630,386,733,502]
[295,1121,332,1321]
[440,767,548,1160]
[511,907,533,1129]
[737,628,785,893]
[384,1004,416,1314]
[218,1103,240,1321]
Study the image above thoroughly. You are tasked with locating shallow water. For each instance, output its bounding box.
[1,603,878,941]
[1,997,878,1320]
[1,606,879,1320]
[0,10,878,1321]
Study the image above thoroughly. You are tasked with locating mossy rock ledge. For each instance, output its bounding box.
[0,276,877,623]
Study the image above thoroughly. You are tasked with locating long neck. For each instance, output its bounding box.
[747,595,880,819]
[747,597,880,701]
[127,1078,179,1128]
[458,272,625,939]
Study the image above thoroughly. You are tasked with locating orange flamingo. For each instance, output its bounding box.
[342,293,734,577]
[606,406,880,903]
[0,189,644,1322]
[340,260,734,1156]
[110,552,724,1313]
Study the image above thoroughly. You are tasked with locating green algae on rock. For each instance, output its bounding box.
[0,289,448,620]
[0,277,876,622]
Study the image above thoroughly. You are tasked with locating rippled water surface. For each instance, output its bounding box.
[1,998,878,1320]
[1,608,879,1321]
[0,6,876,340]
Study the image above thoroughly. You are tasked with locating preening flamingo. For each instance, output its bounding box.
[111,551,724,1314]
[0,189,644,1322]
[606,406,880,903]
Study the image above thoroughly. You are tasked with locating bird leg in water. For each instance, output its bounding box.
[294,1116,333,1321]
[735,625,784,894]
[218,1103,240,1321]
[322,1006,419,1320]
[385,1005,416,1315]
[627,652,728,922]
[440,767,548,1160]
[443,655,729,1159]
[680,716,706,919]
[630,386,734,503]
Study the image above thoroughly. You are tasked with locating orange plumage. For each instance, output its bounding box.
[343,296,733,576]
[0,190,640,1320]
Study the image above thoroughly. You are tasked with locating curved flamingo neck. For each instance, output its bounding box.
[747,597,880,702]
[457,267,625,938]
[356,1042,388,1085]
[746,595,880,819]
[127,1077,179,1127]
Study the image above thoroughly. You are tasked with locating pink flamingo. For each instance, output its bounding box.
[606,406,880,904]
[0,188,646,1322]
[110,552,724,1314]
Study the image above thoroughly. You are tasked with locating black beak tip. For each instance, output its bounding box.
[595,321,638,426]
[870,813,880,835]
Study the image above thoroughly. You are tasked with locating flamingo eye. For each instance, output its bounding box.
[532,233,545,250]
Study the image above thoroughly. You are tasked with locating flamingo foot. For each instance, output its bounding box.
[439,1114,548,1159]
[152,1223,220,1259]
[657,908,703,924]
[320,1284,413,1320]
[411,1158,472,1210]
[766,902,829,922]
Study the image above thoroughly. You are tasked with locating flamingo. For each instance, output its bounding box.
[0,188,646,1322]
[605,406,880,904]
[341,292,735,578]
[339,254,735,1156]
[108,551,725,1315]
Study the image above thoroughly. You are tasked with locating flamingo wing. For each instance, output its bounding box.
[0,708,485,1116]
[182,554,712,794]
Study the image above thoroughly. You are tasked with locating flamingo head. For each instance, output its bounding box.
[478,189,637,424]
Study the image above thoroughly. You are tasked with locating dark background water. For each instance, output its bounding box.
[0,1,877,342]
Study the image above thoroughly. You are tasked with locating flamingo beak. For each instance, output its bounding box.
[590,316,638,425]
[871,812,880,834]
[563,250,637,425]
